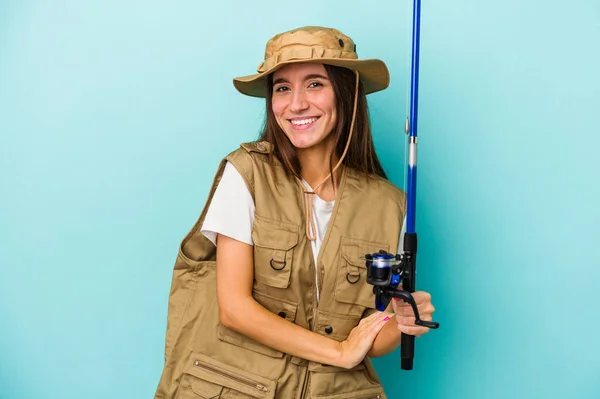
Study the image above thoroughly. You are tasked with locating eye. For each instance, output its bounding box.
[308,81,323,88]
[274,85,290,93]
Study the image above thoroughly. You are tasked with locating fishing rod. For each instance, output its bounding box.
[366,0,439,371]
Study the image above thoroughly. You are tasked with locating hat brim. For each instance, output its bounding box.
[233,58,390,98]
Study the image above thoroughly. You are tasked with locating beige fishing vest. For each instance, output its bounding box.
[155,141,406,399]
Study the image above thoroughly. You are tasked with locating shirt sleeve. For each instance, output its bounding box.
[397,215,406,253]
[200,161,255,246]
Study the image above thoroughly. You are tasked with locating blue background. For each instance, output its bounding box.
[1,1,599,398]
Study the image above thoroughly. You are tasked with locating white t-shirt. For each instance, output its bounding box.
[201,161,406,301]
[201,162,256,247]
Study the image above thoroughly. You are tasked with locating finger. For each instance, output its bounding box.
[394,292,431,306]
[392,297,411,305]
[359,311,393,330]
[371,312,394,327]
[393,298,434,315]
[397,325,429,337]
[357,313,393,341]
[374,311,394,323]
[396,318,430,335]
[396,317,424,328]
[412,291,432,305]
[359,311,385,325]
[392,299,415,311]
[396,311,433,326]
[393,302,416,317]
[372,313,394,333]
[421,303,435,315]
[391,299,412,314]
[419,309,433,319]
[377,312,394,324]
[395,311,416,322]
[407,303,434,318]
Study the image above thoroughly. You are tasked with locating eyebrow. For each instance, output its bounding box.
[273,74,329,86]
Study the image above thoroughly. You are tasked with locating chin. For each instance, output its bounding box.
[289,137,319,150]
[291,143,313,150]
[287,131,330,150]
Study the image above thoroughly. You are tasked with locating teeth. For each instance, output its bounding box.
[291,117,318,126]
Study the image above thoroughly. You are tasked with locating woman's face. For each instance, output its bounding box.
[271,63,337,152]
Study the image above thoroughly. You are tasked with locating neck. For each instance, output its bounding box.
[297,139,341,200]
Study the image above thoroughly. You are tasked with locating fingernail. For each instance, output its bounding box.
[384,316,390,321]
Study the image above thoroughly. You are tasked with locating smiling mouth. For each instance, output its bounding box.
[289,117,320,129]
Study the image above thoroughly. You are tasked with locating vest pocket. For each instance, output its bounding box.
[313,386,386,399]
[252,215,299,289]
[178,352,277,399]
[176,373,222,399]
[335,237,390,309]
[217,291,298,358]
[314,310,362,342]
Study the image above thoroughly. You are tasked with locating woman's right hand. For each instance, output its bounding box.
[337,311,393,369]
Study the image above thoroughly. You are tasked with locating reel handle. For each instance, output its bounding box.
[388,288,439,329]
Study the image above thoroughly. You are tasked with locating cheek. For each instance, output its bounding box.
[316,93,336,119]
[271,98,288,132]
[271,97,286,117]
[330,112,337,130]
[322,102,337,128]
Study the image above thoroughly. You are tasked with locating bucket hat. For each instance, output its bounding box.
[233,26,390,97]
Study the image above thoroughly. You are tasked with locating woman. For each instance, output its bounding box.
[155,26,435,399]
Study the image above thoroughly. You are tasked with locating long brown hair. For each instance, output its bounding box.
[258,64,387,181]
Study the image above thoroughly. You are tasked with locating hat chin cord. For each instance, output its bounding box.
[301,70,360,241]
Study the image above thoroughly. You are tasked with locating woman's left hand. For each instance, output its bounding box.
[392,291,435,337]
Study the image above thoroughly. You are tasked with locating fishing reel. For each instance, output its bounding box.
[365,250,439,329]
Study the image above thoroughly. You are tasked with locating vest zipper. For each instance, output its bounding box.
[301,262,319,398]
[314,259,320,303]
[298,366,311,399]
[192,359,269,393]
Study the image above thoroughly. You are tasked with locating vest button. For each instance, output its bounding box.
[278,311,286,318]
[324,325,333,334]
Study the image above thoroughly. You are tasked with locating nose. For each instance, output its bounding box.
[289,89,309,113]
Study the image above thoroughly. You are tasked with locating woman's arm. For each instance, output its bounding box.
[366,303,401,358]
[216,233,391,369]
